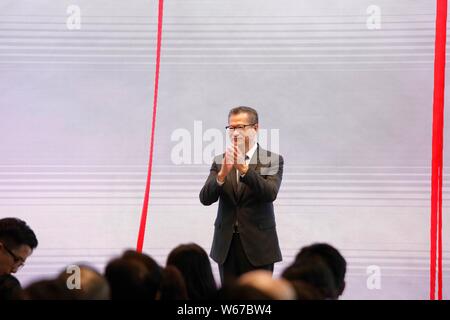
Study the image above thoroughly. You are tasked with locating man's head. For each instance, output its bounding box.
[0,218,38,275]
[227,106,259,152]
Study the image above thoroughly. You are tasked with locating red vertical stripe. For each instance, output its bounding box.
[136,0,164,253]
[438,166,443,299]
[430,0,446,300]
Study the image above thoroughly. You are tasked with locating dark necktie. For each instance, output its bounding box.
[237,155,250,193]
[234,155,249,233]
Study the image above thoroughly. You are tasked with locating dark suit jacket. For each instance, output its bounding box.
[199,144,283,266]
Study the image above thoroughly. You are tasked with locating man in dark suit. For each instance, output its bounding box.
[199,106,283,284]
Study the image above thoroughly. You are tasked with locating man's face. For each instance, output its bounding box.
[0,242,33,275]
[228,112,258,151]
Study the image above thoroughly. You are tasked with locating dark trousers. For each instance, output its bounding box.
[219,233,274,285]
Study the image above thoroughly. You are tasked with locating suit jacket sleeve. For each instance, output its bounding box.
[241,154,284,202]
[199,159,223,206]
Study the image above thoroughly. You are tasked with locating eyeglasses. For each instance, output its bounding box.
[1,243,25,269]
[225,123,256,132]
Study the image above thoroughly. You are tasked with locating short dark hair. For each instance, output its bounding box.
[105,250,162,300]
[282,256,337,299]
[294,243,346,296]
[290,280,324,300]
[228,106,259,124]
[0,218,38,250]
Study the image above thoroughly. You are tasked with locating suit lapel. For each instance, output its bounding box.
[248,144,260,173]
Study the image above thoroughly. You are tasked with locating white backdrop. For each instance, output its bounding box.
[0,0,449,299]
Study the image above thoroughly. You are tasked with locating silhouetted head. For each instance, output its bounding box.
[105,250,162,300]
[294,243,346,296]
[167,243,217,300]
[156,265,188,300]
[290,280,324,300]
[282,256,338,299]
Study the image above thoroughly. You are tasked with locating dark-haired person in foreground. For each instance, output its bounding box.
[104,250,162,300]
[0,218,38,276]
[166,243,217,300]
[294,243,347,297]
[282,255,338,299]
[156,265,188,300]
[200,106,284,285]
